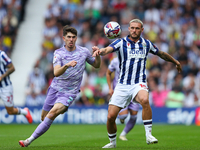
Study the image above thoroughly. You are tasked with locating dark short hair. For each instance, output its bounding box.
[63,25,77,36]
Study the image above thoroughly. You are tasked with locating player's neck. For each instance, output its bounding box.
[65,45,76,52]
[129,36,140,43]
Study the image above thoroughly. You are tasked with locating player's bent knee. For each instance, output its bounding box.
[107,114,117,122]
[139,97,149,106]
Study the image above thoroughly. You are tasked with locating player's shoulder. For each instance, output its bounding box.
[115,37,124,42]
[0,50,4,54]
[76,45,91,55]
[76,45,88,51]
[55,46,64,51]
[0,50,7,57]
[141,37,152,44]
[53,47,66,60]
[54,46,65,54]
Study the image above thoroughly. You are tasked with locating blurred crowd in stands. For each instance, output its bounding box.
[0,0,27,57]
[1,0,200,108]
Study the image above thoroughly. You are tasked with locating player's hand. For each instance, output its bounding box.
[92,46,99,52]
[92,50,101,57]
[0,76,2,81]
[176,62,182,73]
[92,46,100,57]
[108,88,114,96]
[66,60,77,67]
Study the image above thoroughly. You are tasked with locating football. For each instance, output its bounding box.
[104,21,121,39]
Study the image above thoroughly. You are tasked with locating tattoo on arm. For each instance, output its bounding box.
[157,51,177,64]
[100,48,107,56]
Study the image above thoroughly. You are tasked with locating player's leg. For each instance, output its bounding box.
[19,88,77,147]
[19,87,58,147]
[40,87,57,121]
[103,84,132,148]
[103,104,121,148]
[5,106,32,123]
[19,103,67,147]
[41,109,49,121]
[119,102,139,141]
[1,85,32,123]
[5,106,26,115]
[118,108,128,124]
[135,89,158,144]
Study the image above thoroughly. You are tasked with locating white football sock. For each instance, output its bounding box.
[17,108,27,115]
[143,119,152,137]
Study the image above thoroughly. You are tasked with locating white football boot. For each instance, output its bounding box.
[119,135,128,141]
[102,143,116,148]
[19,139,30,147]
[146,135,158,145]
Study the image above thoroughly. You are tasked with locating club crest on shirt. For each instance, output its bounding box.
[142,43,146,48]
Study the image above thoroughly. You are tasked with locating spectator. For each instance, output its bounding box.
[25,66,47,104]
[165,85,185,108]
[183,89,198,108]
[149,78,169,107]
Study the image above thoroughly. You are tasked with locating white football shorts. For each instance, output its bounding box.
[109,82,148,108]
[0,85,14,107]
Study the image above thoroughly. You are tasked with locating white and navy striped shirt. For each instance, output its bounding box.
[0,50,12,88]
[109,36,159,85]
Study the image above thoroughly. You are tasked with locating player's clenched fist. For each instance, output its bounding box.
[66,60,77,67]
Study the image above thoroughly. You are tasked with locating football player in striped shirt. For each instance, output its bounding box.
[0,50,32,124]
[93,19,182,148]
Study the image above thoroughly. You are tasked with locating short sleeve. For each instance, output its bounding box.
[53,51,62,67]
[85,48,95,65]
[149,41,159,55]
[109,38,121,52]
[1,51,12,66]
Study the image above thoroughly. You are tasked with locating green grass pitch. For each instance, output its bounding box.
[0,124,199,150]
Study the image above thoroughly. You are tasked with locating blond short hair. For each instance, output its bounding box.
[129,19,143,28]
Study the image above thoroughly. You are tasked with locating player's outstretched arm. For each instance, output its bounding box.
[92,46,113,57]
[0,63,15,81]
[54,60,77,77]
[91,47,101,68]
[157,50,182,73]
[92,55,101,68]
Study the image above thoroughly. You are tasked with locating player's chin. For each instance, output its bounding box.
[69,44,74,47]
[132,35,139,39]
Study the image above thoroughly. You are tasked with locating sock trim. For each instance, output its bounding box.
[143,119,152,125]
[108,133,116,138]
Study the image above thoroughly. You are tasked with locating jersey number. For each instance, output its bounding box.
[7,95,13,104]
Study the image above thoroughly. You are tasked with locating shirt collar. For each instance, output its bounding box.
[126,35,142,44]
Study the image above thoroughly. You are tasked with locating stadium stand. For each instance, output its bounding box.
[2,0,200,107]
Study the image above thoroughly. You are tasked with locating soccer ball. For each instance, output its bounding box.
[104,21,121,39]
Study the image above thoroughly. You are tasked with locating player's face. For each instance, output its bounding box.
[63,32,77,50]
[128,22,143,41]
